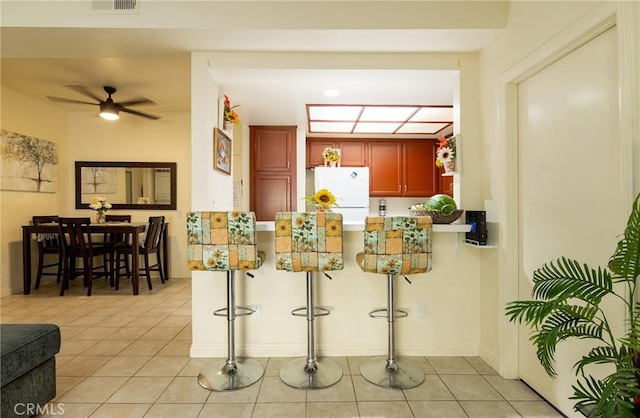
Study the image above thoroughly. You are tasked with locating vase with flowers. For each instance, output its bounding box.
[89,196,111,223]
[223,94,240,133]
[322,147,340,167]
[435,136,457,173]
[303,188,339,212]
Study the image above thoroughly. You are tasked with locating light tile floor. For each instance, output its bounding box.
[1,277,564,418]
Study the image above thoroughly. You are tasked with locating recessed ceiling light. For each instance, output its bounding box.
[322,89,340,97]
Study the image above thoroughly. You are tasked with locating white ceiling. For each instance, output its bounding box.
[0,2,505,130]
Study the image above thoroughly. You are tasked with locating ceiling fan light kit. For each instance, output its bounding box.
[47,85,160,121]
[99,101,119,120]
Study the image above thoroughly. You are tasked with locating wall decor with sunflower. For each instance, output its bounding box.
[435,135,461,174]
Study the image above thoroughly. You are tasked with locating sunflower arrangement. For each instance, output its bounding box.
[303,188,339,211]
[435,136,456,169]
[322,147,340,165]
[223,94,240,125]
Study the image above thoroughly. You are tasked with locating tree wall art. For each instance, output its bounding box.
[0,130,58,193]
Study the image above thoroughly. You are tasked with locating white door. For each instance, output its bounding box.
[517,27,626,415]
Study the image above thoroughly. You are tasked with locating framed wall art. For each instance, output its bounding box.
[0,129,58,193]
[214,128,232,175]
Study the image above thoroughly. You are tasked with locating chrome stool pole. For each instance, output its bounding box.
[360,274,425,389]
[279,271,343,389]
[198,270,264,391]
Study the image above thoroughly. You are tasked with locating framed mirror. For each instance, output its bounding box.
[75,161,177,210]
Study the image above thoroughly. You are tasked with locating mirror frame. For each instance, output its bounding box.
[75,161,177,210]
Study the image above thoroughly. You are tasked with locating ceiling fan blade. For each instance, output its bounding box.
[46,96,99,106]
[65,85,104,102]
[120,107,161,120]
[117,98,156,107]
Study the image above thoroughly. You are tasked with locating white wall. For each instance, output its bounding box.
[480,1,640,415]
[0,86,69,295]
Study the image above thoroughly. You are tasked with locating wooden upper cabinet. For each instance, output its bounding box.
[404,141,438,196]
[307,137,446,198]
[369,142,403,196]
[250,126,297,221]
[253,126,295,172]
[369,140,439,197]
[307,140,336,168]
[306,139,367,167]
[339,141,366,166]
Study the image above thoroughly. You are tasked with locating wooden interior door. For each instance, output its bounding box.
[250,126,297,221]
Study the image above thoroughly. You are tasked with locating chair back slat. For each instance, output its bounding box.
[144,216,165,250]
[186,211,263,271]
[33,215,62,249]
[274,211,343,272]
[358,216,433,275]
[58,217,93,258]
[105,214,132,245]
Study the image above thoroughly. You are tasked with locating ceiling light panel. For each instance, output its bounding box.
[410,107,454,121]
[359,106,418,121]
[308,105,362,121]
[309,121,356,133]
[396,122,450,134]
[352,122,400,134]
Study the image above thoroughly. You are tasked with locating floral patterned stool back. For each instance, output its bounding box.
[274,211,344,389]
[355,216,433,389]
[186,211,265,391]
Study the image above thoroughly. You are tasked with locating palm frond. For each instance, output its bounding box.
[572,369,640,418]
[609,194,640,284]
[532,258,612,304]
[533,311,603,377]
[504,300,561,327]
[574,346,622,375]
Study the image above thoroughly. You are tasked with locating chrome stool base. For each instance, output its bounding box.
[280,357,343,390]
[360,356,425,389]
[198,358,264,391]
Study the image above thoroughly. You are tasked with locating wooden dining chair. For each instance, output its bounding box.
[32,215,64,289]
[114,215,165,293]
[104,214,132,283]
[57,217,111,296]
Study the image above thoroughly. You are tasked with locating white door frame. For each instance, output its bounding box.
[497,1,639,378]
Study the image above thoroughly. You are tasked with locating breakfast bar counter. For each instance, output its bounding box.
[190,220,483,360]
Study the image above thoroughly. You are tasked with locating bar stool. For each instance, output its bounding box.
[186,211,265,391]
[274,211,344,389]
[356,216,432,389]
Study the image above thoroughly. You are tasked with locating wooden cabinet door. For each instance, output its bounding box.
[339,141,366,166]
[250,126,297,221]
[404,140,438,196]
[252,126,295,172]
[252,174,292,222]
[369,142,402,196]
[307,140,335,168]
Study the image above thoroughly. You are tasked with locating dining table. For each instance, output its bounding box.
[22,221,170,295]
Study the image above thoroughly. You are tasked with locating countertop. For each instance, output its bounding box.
[256,220,471,232]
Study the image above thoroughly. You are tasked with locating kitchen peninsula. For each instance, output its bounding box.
[190,219,482,361]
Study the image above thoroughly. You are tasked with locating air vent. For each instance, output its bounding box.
[90,0,138,14]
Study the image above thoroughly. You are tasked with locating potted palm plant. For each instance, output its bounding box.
[506,193,640,417]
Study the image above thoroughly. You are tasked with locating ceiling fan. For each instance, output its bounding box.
[46,85,160,120]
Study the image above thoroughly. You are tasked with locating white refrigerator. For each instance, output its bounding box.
[314,167,370,222]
